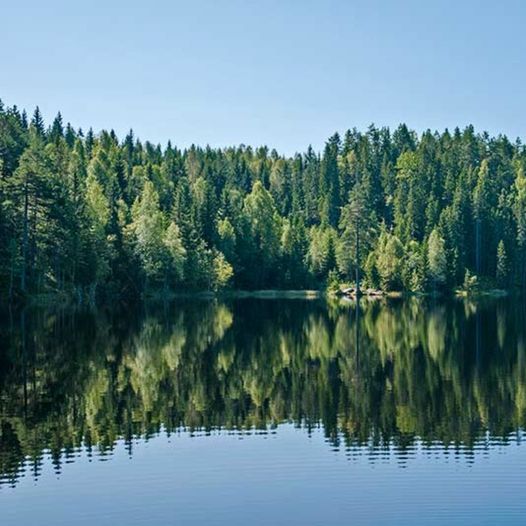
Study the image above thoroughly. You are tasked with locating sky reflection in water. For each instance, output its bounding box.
[1,297,526,525]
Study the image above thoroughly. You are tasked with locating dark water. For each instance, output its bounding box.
[1,297,526,525]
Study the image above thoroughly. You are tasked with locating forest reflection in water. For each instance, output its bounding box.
[1,296,525,487]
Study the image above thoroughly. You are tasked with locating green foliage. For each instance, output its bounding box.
[130,181,167,280]
[427,229,447,288]
[243,181,282,287]
[496,240,509,288]
[326,269,340,293]
[3,299,526,486]
[374,228,404,291]
[85,170,111,285]
[164,221,186,283]
[309,225,336,280]
[217,217,236,264]
[336,183,375,287]
[463,269,479,294]
[1,100,525,299]
[212,251,234,290]
[515,166,526,288]
[401,240,425,292]
[280,217,308,287]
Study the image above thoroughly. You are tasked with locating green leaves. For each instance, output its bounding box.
[130,181,188,289]
[427,229,447,287]
[375,229,404,291]
[164,221,186,282]
[243,181,282,286]
[2,98,526,298]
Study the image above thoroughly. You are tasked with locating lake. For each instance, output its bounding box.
[1,297,525,525]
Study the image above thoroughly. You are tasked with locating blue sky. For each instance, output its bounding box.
[1,0,525,154]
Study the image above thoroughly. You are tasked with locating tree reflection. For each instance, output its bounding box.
[1,297,526,486]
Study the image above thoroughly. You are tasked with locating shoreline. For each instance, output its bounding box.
[4,286,519,309]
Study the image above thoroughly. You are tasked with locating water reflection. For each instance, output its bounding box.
[1,297,525,487]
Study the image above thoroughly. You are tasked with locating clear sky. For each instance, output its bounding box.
[1,0,525,154]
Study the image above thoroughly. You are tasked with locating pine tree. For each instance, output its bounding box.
[337,183,375,289]
[5,130,57,293]
[473,159,494,275]
[49,112,64,144]
[514,165,526,288]
[3,98,526,299]
[31,106,45,137]
[319,133,341,227]
[308,225,336,281]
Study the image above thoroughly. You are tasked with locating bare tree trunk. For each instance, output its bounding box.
[8,241,15,302]
[21,179,29,293]
[21,309,28,417]
[475,219,481,275]
[355,215,361,296]
[32,196,38,293]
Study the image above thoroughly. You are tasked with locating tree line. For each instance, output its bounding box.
[1,100,526,301]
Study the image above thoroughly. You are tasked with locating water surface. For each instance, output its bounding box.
[1,298,525,525]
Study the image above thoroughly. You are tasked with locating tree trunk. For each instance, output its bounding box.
[355,218,361,296]
[21,179,29,293]
[475,219,481,275]
[8,241,15,302]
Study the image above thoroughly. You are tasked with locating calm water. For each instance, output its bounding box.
[1,297,526,525]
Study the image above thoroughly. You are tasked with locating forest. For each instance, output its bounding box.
[1,100,526,301]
